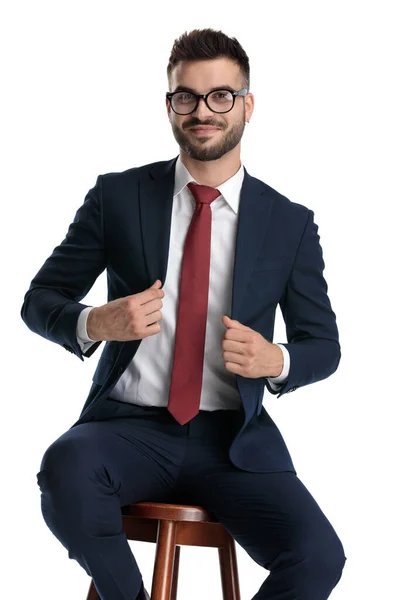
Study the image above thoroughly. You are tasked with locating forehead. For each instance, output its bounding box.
[170,57,242,93]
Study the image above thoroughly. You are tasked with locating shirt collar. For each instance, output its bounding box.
[173,154,244,214]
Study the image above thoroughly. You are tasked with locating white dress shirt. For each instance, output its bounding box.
[76,156,290,411]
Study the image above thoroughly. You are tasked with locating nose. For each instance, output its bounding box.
[192,96,215,120]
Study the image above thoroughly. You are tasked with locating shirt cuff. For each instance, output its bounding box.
[76,306,97,352]
[266,343,290,389]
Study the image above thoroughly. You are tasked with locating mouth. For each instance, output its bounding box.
[189,126,221,136]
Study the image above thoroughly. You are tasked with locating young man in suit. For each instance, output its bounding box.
[21,27,346,600]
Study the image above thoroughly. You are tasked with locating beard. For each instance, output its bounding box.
[170,111,246,162]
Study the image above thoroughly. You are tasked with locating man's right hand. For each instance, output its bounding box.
[86,280,165,342]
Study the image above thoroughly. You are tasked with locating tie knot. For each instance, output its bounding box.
[187,182,220,206]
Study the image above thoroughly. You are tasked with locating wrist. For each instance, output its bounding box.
[269,344,284,377]
[86,307,102,341]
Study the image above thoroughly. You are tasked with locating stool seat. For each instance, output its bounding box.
[124,501,218,523]
[86,501,241,600]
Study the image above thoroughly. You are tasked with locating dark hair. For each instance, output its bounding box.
[167,28,250,91]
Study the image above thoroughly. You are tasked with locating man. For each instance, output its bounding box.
[21,28,346,600]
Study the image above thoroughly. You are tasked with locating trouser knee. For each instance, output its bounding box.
[36,436,118,544]
[305,535,347,588]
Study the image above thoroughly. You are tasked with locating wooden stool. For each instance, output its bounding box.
[86,501,241,600]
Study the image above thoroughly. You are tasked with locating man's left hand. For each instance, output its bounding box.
[221,315,283,379]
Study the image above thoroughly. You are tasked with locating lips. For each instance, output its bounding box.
[190,127,220,134]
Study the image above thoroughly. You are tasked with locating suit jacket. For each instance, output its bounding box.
[21,155,340,474]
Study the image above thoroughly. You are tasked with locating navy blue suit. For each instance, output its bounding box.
[21,157,346,599]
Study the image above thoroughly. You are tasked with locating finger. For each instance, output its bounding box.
[224,361,242,375]
[224,328,254,342]
[225,317,252,331]
[222,339,247,354]
[223,352,245,365]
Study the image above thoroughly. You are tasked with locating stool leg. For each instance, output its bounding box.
[170,545,181,600]
[151,520,177,600]
[218,538,241,600]
[86,579,100,599]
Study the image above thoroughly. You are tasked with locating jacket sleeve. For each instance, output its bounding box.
[265,209,341,398]
[20,175,106,361]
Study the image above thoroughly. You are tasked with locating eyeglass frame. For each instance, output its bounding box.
[166,88,248,115]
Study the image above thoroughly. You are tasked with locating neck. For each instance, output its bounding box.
[180,148,241,188]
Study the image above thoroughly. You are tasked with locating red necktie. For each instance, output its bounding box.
[167,182,221,425]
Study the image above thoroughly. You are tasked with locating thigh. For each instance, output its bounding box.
[186,467,343,569]
[37,416,185,508]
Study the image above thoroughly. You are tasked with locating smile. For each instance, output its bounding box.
[190,127,220,136]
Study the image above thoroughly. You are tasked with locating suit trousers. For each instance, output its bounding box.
[36,399,346,600]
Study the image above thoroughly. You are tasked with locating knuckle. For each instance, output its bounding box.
[130,323,139,336]
[128,298,138,312]
[131,315,140,330]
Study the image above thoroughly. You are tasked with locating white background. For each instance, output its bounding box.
[2,1,399,598]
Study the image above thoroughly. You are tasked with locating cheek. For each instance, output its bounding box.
[179,118,192,130]
[171,117,184,131]
[215,120,228,131]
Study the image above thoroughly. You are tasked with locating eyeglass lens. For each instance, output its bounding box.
[171,90,234,114]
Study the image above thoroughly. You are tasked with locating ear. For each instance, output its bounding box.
[245,91,254,123]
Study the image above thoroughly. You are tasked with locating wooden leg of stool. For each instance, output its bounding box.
[86,579,100,599]
[151,520,177,600]
[218,537,241,600]
[170,545,181,600]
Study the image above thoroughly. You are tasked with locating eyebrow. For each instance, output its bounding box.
[172,85,236,94]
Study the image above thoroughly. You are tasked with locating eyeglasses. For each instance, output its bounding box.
[166,88,248,115]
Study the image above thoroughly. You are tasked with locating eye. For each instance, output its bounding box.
[210,90,233,102]
[175,92,195,103]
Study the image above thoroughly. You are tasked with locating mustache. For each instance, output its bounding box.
[184,120,223,129]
